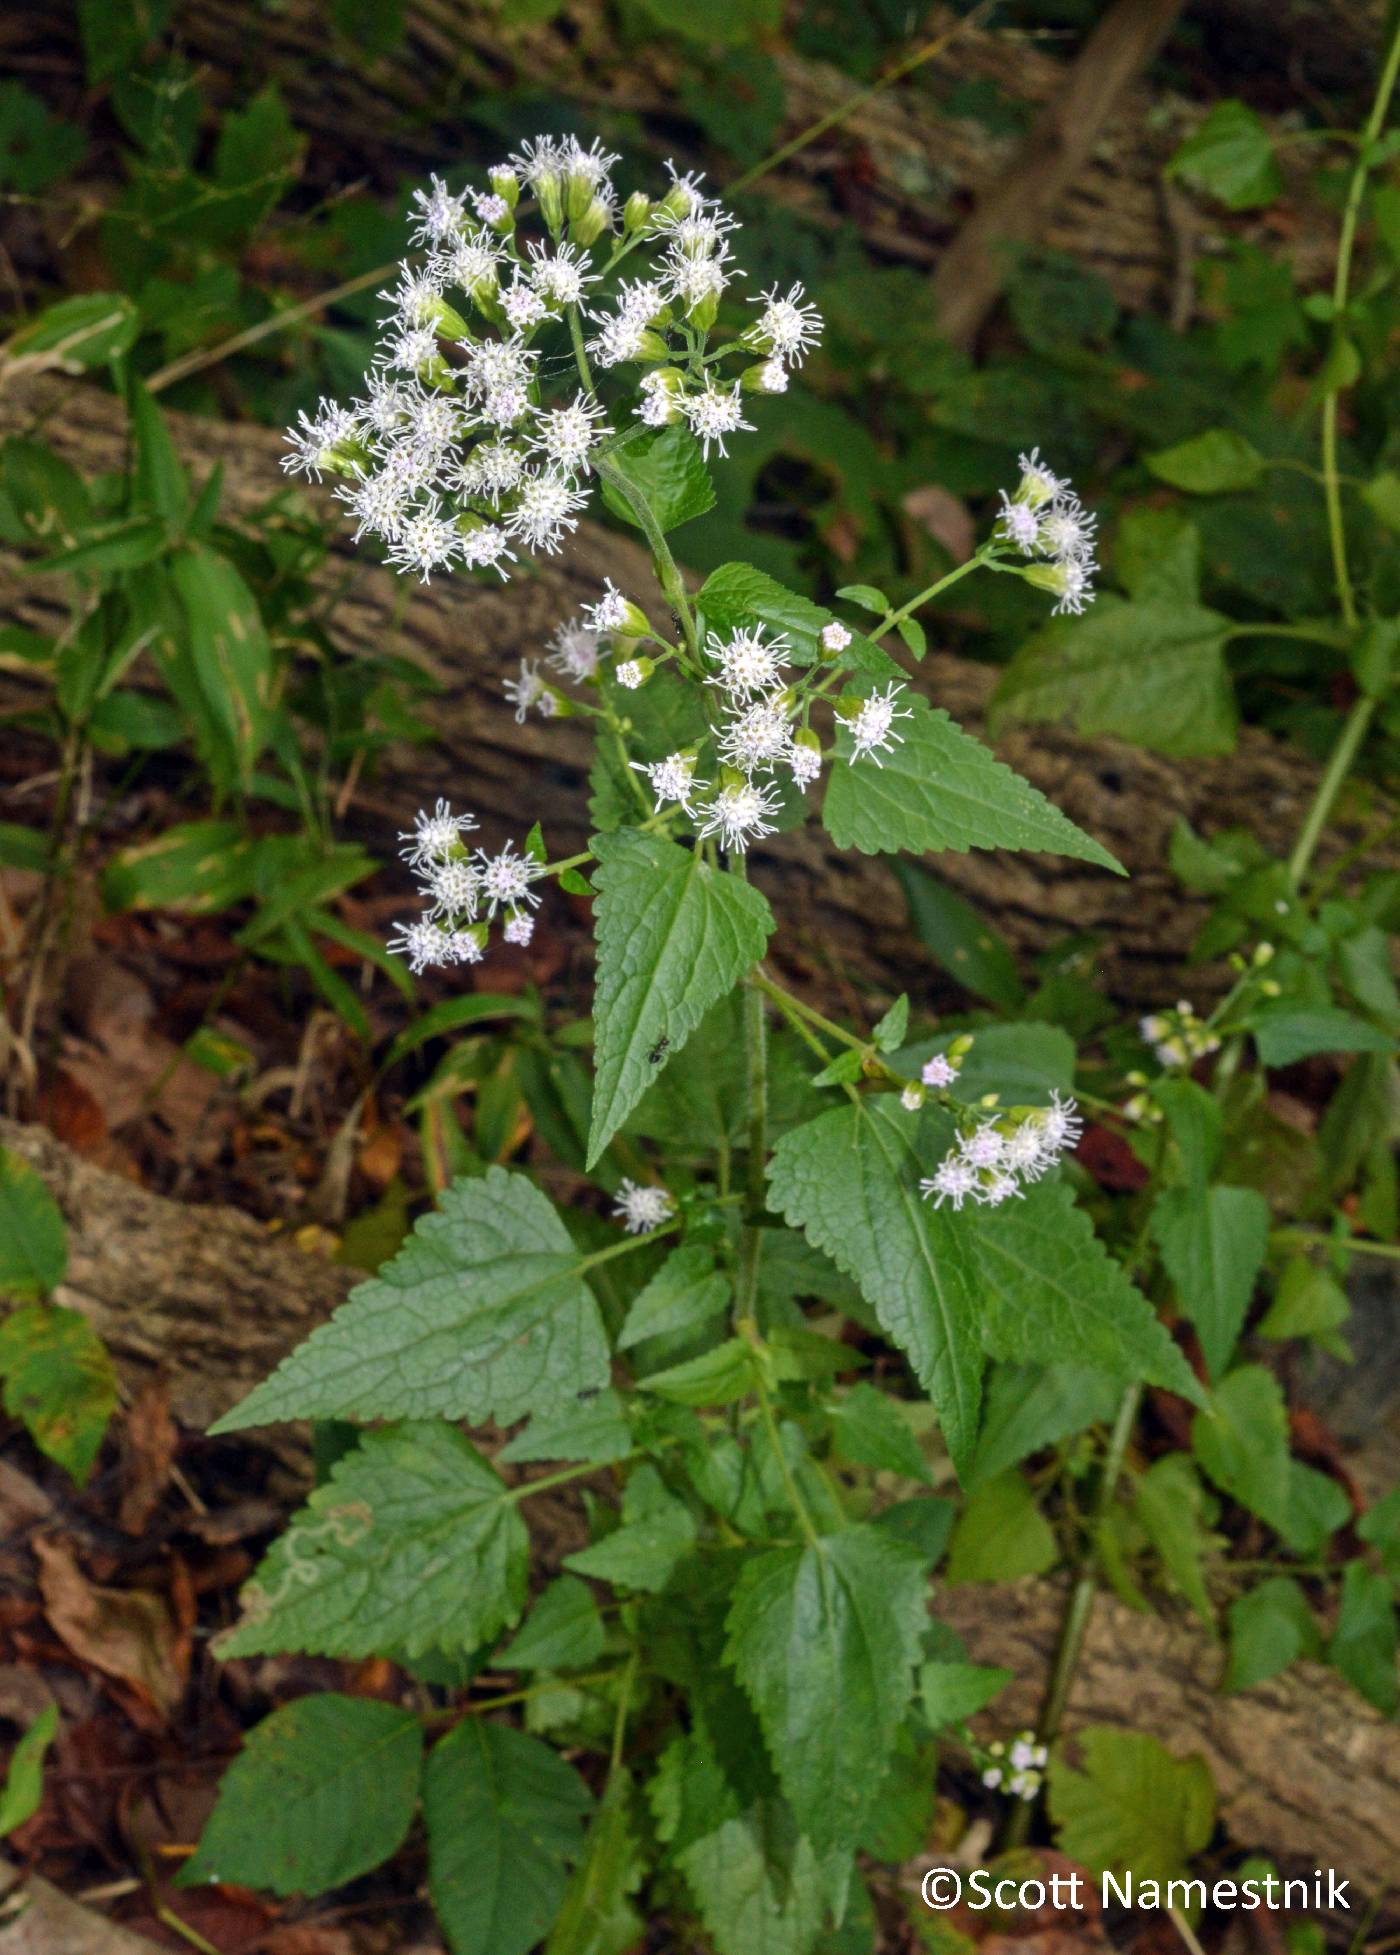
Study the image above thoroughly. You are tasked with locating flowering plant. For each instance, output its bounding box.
[181,132,1400,1952]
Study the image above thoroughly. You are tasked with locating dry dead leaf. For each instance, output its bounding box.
[32,1538,185,1718]
[902,483,976,563]
[117,1380,177,1536]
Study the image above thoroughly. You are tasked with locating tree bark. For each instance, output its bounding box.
[4,374,1394,1018]
[938,1577,1400,1906]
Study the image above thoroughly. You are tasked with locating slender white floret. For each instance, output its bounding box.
[503,659,551,723]
[531,394,610,475]
[384,323,442,375]
[613,1178,676,1234]
[837,683,913,765]
[381,263,446,327]
[1015,446,1067,508]
[697,779,781,853]
[386,507,463,581]
[282,399,362,479]
[586,579,631,634]
[719,699,793,774]
[998,492,1040,553]
[548,618,602,681]
[528,241,595,307]
[752,282,822,366]
[410,174,468,245]
[424,856,480,921]
[707,625,789,701]
[678,379,752,458]
[920,1156,978,1211]
[399,799,479,869]
[505,471,588,553]
[475,841,545,915]
[388,917,452,975]
[631,751,706,815]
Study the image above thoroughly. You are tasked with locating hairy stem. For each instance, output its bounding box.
[1286,692,1376,891]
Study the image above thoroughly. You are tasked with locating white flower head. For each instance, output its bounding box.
[615,658,645,690]
[455,441,526,504]
[631,750,707,816]
[922,1053,959,1089]
[1014,446,1068,510]
[425,855,480,921]
[719,699,793,774]
[399,798,479,869]
[282,398,362,480]
[531,393,610,475]
[697,778,781,853]
[998,492,1040,554]
[754,359,788,394]
[504,470,588,553]
[548,617,601,681]
[753,281,822,366]
[613,1178,675,1235]
[502,280,549,332]
[1038,495,1098,565]
[460,523,517,579]
[386,506,463,581]
[503,658,551,724]
[410,173,468,246]
[443,230,501,293]
[384,323,442,376]
[820,621,851,653]
[528,241,595,308]
[837,683,913,765]
[707,625,789,701]
[921,1156,978,1210]
[679,380,752,460]
[1053,557,1094,616]
[388,917,451,975]
[381,262,446,328]
[901,1083,926,1112]
[585,579,631,634]
[475,840,545,916]
[503,910,535,947]
[961,1125,1006,1170]
[788,740,822,788]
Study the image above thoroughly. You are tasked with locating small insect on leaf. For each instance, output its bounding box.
[648,1036,671,1066]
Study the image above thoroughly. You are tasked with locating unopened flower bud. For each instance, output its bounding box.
[901,1082,926,1112]
[535,169,564,234]
[687,289,720,333]
[741,359,787,394]
[490,165,519,208]
[623,190,652,234]
[571,195,613,247]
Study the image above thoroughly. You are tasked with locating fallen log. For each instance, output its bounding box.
[4,1110,1397,1898]
[939,1578,1400,1904]
[3,375,1395,1017]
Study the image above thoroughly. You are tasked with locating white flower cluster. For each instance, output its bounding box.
[920,1092,1082,1210]
[997,448,1098,616]
[898,1049,964,1112]
[1139,999,1221,1068]
[982,1732,1048,1802]
[283,138,822,585]
[387,799,544,973]
[613,1178,676,1234]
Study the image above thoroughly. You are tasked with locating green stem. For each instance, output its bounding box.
[874,551,991,638]
[593,454,699,655]
[752,1367,820,1548]
[1221,621,1348,649]
[610,1650,639,1768]
[750,967,866,1053]
[1286,693,1376,890]
[736,967,769,1318]
[1320,13,1400,631]
[505,1455,635,1505]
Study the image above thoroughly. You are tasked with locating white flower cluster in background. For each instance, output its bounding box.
[387,799,545,973]
[282,137,823,584]
[613,1178,676,1234]
[1139,999,1222,1068]
[996,448,1098,615]
[920,1092,1083,1209]
[981,1733,1048,1801]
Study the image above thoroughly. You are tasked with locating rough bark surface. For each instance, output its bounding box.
[0,1116,356,1429]
[4,375,1395,1015]
[939,1578,1400,1903]
[101,0,1365,316]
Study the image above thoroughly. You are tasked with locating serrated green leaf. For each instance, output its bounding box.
[214,1168,609,1431]
[919,1660,1012,1728]
[500,1389,634,1466]
[767,1101,984,1474]
[974,1180,1203,1405]
[871,995,909,1052]
[600,423,715,534]
[945,1470,1057,1583]
[0,1303,116,1485]
[499,1577,606,1672]
[1048,1727,1215,1882]
[1152,1184,1270,1380]
[0,1702,57,1839]
[700,563,901,681]
[677,1802,828,1955]
[990,599,1237,759]
[0,1147,67,1299]
[823,694,1123,872]
[966,1362,1119,1490]
[1147,430,1265,494]
[587,830,773,1167]
[1135,1454,1217,1624]
[425,1718,592,1955]
[181,1694,421,1897]
[640,1338,756,1406]
[724,1525,928,1848]
[1192,1365,1350,1556]
[565,1464,697,1592]
[834,584,889,614]
[828,1382,930,1482]
[618,1244,731,1350]
[221,1422,527,1660]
